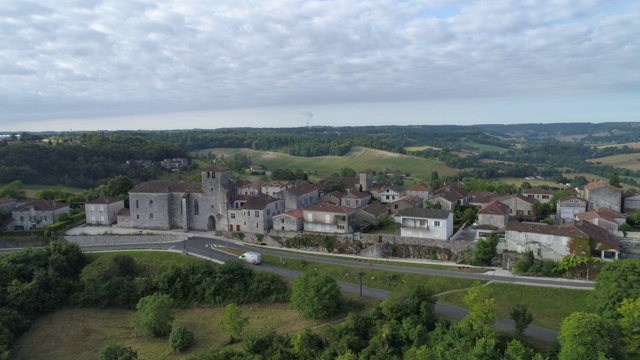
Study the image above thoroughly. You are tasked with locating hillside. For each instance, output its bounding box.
[205,146,459,180]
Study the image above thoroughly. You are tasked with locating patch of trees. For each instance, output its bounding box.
[0,133,187,188]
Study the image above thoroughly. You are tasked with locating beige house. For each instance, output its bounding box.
[477,200,510,230]
[277,182,321,211]
[354,203,390,231]
[379,186,405,204]
[405,183,430,201]
[429,183,471,210]
[496,194,535,221]
[85,197,125,225]
[235,180,261,196]
[303,202,357,234]
[340,192,371,208]
[390,195,423,214]
[273,209,304,232]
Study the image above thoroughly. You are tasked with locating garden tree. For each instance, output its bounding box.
[339,167,356,178]
[130,294,174,337]
[509,304,533,338]
[462,208,477,225]
[589,259,640,320]
[520,181,532,190]
[220,303,249,343]
[0,180,27,200]
[531,200,543,217]
[290,329,324,360]
[473,234,499,266]
[99,344,138,360]
[571,175,589,188]
[322,179,345,193]
[631,209,640,225]
[376,213,395,229]
[503,339,536,360]
[619,223,633,237]
[291,272,341,319]
[105,175,134,198]
[609,172,622,188]
[379,285,437,327]
[169,325,195,353]
[617,297,640,356]
[78,254,140,308]
[459,282,497,339]
[558,312,620,360]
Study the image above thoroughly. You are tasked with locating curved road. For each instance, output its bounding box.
[80,236,574,342]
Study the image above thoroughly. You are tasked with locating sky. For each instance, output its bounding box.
[1,0,639,132]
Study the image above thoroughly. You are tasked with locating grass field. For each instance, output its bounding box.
[404,145,441,151]
[597,142,640,149]
[499,177,570,189]
[201,147,459,180]
[587,153,640,172]
[459,140,510,153]
[0,184,85,199]
[437,282,591,330]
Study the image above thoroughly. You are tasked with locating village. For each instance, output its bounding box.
[4,164,638,264]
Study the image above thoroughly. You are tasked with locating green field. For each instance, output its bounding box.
[200,146,458,180]
[0,184,85,199]
[587,152,640,172]
[459,140,511,153]
[437,282,591,330]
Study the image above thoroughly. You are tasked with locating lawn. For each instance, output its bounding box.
[200,146,459,181]
[437,282,591,330]
[587,152,640,172]
[499,177,570,189]
[0,183,86,199]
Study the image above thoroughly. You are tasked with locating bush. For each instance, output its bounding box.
[99,344,138,360]
[169,325,195,353]
[291,272,341,319]
[514,258,530,274]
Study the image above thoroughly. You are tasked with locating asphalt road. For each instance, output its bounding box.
[81,236,562,341]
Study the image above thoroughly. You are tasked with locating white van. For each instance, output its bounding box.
[239,252,261,265]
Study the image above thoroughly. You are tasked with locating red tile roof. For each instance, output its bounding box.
[14,200,70,211]
[305,202,358,214]
[274,209,304,219]
[407,183,430,191]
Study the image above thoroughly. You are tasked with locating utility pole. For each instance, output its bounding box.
[357,271,364,297]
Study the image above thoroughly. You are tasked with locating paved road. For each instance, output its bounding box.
[81,237,561,341]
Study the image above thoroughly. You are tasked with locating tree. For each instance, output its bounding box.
[462,208,476,225]
[105,175,134,198]
[131,294,174,337]
[99,344,138,360]
[630,209,640,225]
[617,297,640,356]
[458,282,496,339]
[589,259,640,320]
[0,180,27,200]
[219,303,249,343]
[169,325,195,353]
[609,173,621,188]
[473,234,499,266]
[291,329,324,360]
[509,304,533,338]
[339,167,356,178]
[619,223,633,237]
[558,312,620,360]
[291,272,341,319]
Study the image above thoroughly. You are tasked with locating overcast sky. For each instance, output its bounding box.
[1,0,639,132]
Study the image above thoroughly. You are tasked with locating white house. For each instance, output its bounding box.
[85,197,125,226]
[556,196,587,223]
[303,202,357,234]
[395,208,454,240]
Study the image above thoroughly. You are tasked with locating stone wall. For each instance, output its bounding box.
[63,234,187,246]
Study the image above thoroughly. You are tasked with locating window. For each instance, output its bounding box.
[149,200,153,205]
[337,225,345,230]
[394,205,399,209]
[434,221,441,227]
[542,195,549,199]
[150,213,154,219]
[345,200,351,206]
[100,206,105,212]
[90,205,95,211]
[255,211,259,218]
[136,214,140,219]
[194,200,199,215]
[20,216,24,222]
[267,209,271,215]
[136,200,139,209]
[419,220,426,226]
[231,213,236,219]
[44,216,47,221]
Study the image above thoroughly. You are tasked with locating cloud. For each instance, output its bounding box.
[1,0,639,127]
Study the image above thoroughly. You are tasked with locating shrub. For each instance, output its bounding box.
[169,325,195,353]
[99,344,137,360]
[514,258,530,274]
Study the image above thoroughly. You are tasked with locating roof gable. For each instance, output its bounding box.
[396,208,451,219]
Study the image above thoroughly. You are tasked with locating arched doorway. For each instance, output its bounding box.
[207,216,216,231]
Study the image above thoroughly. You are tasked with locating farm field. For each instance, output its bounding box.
[597,141,640,149]
[202,146,459,180]
[499,177,569,189]
[0,184,85,199]
[587,152,640,172]
[459,140,510,153]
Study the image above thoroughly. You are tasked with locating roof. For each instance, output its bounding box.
[343,192,370,199]
[470,191,502,204]
[0,198,16,205]
[86,197,123,205]
[623,192,640,199]
[14,200,70,211]
[584,180,622,192]
[430,192,459,203]
[130,181,201,194]
[407,183,430,192]
[478,200,510,215]
[558,195,586,202]
[391,195,422,205]
[396,208,452,219]
[432,183,469,199]
[201,165,231,172]
[523,188,555,195]
[496,194,535,204]
[117,208,130,216]
[305,202,358,214]
[575,208,627,223]
[381,185,405,194]
[262,180,290,188]
[359,202,389,216]
[274,209,304,219]
[286,182,321,196]
[241,194,280,210]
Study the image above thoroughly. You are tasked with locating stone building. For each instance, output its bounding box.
[11,200,71,230]
[582,180,622,212]
[228,194,284,233]
[85,197,125,226]
[273,209,304,232]
[128,166,232,231]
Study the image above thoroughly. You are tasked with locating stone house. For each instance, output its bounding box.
[261,180,291,197]
[128,166,231,231]
[504,220,619,261]
[582,180,623,212]
[429,183,471,210]
[321,191,345,205]
[556,196,587,223]
[522,188,555,204]
[389,195,423,214]
[405,183,431,201]
[11,200,71,230]
[477,200,510,230]
[496,194,535,220]
[85,197,125,226]
[273,209,304,232]
[235,180,261,196]
[395,208,454,240]
[379,185,405,204]
[469,191,502,208]
[228,194,284,233]
[116,208,131,227]
[0,198,16,213]
[303,202,357,234]
[623,192,640,214]
[574,208,627,235]
[341,192,371,208]
[354,203,390,231]
[276,182,321,211]
[318,177,361,194]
